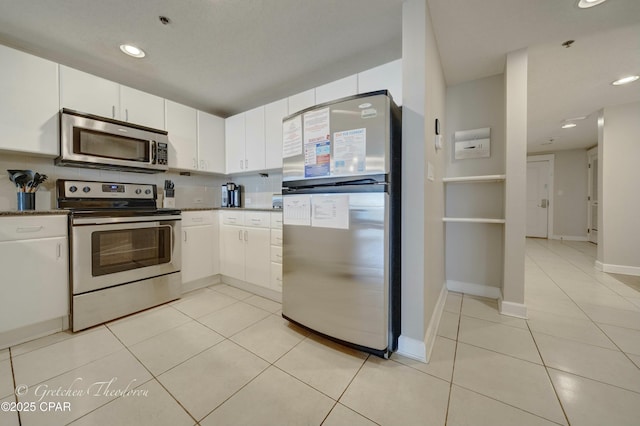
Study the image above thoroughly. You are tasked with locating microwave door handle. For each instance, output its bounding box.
[151,141,157,164]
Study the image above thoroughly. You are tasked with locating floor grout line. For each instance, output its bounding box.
[443,293,462,426]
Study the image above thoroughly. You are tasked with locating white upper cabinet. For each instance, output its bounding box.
[288,89,316,115]
[120,85,165,129]
[166,100,198,171]
[60,65,120,118]
[197,111,225,174]
[315,75,358,105]
[225,107,266,174]
[244,106,266,172]
[225,112,246,174]
[0,44,59,156]
[358,59,403,106]
[265,98,288,170]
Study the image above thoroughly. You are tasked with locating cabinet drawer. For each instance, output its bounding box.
[0,215,67,242]
[270,229,283,246]
[270,262,282,291]
[245,211,270,228]
[270,212,283,229]
[221,210,245,225]
[182,210,213,227]
[270,245,282,264]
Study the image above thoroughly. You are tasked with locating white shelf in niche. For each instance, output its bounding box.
[442,175,506,183]
[443,217,506,224]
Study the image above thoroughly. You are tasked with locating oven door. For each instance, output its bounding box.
[71,216,181,294]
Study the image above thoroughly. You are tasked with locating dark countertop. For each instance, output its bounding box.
[0,209,69,216]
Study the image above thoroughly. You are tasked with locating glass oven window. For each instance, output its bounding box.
[91,226,171,276]
[74,128,150,162]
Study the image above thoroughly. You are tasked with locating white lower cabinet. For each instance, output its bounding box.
[270,212,283,291]
[220,211,274,290]
[0,216,68,334]
[181,211,219,285]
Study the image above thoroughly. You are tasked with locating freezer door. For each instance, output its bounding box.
[282,92,392,182]
[282,192,389,351]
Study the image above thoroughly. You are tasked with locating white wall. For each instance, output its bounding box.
[599,101,640,275]
[422,0,447,357]
[445,74,506,177]
[501,48,528,317]
[552,149,588,239]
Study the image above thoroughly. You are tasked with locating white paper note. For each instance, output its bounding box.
[311,194,349,229]
[283,195,311,226]
[333,128,366,175]
[282,115,302,158]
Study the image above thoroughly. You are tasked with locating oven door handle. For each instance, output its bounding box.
[72,215,181,225]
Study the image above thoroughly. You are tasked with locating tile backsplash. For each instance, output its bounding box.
[0,152,280,211]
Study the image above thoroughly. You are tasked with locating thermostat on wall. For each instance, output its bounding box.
[454,127,491,160]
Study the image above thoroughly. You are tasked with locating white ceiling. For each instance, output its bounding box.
[0,0,638,153]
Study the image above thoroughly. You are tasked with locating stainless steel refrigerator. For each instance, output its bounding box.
[281,90,401,358]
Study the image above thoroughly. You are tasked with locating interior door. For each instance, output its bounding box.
[587,148,598,244]
[526,160,550,238]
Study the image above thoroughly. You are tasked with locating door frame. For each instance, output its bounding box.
[526,154,555,239]
[587,146,598,244]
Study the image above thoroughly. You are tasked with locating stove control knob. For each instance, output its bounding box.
[135,189,142,195]
[144,189,152,195]
[69,186,77,193]
[82,186,91,193]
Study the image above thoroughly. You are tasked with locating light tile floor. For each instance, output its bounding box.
[1,240,640,425]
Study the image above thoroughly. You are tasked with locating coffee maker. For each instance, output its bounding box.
[221,182,242,207]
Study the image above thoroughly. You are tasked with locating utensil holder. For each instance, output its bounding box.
[17,192,35,211]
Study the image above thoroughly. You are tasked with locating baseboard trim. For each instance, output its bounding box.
[594,260,604,271]
[397,335,426,362]
[220,275,282,303]
[446,280,502,299]
[182,275,221,293]
[0,317,67,350]
[499,299,528,319]
[601,263,640,277]
[422,283,448,363]
[550,235,588,242]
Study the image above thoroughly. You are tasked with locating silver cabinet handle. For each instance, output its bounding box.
[56,242,62,259]
[240,159,244,170]
[200,160,205,169]
[244,230,248,241]
[125,108,129,122]
[245,159,249,169]
[112,105,116,118]
[184,231,187,242]
[238,230,243,240]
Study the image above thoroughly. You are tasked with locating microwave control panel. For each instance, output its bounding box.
[155,142,168,165]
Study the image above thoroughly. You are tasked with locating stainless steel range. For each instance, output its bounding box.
[57,179,182,331]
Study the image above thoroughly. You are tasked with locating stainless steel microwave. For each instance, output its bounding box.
[56,108,169,173]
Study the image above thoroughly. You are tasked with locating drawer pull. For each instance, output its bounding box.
[16,226,43,233]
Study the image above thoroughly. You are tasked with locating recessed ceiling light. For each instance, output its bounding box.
[577,0,608,8]
[119,44,145,58]
[612,75,639,86]
[562,123,577,129]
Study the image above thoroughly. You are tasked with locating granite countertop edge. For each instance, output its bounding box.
[0,210,70,216]
[182,207,282,212]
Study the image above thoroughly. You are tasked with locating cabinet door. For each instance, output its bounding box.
[182,225,215,283]
[225,113,246,174]
[244,227,271,287]
[166,100,198,170]
[60,65,120,118]
[315,75,358,104]
[0,237,68,333]
[220,225,245,281]
[265,98,288,170]
[0,45,59,156]
[357,59,403,106]
[244,106,266,172]
[120,85,165,129]
[288,89,315,115]
[197,111,225,173]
